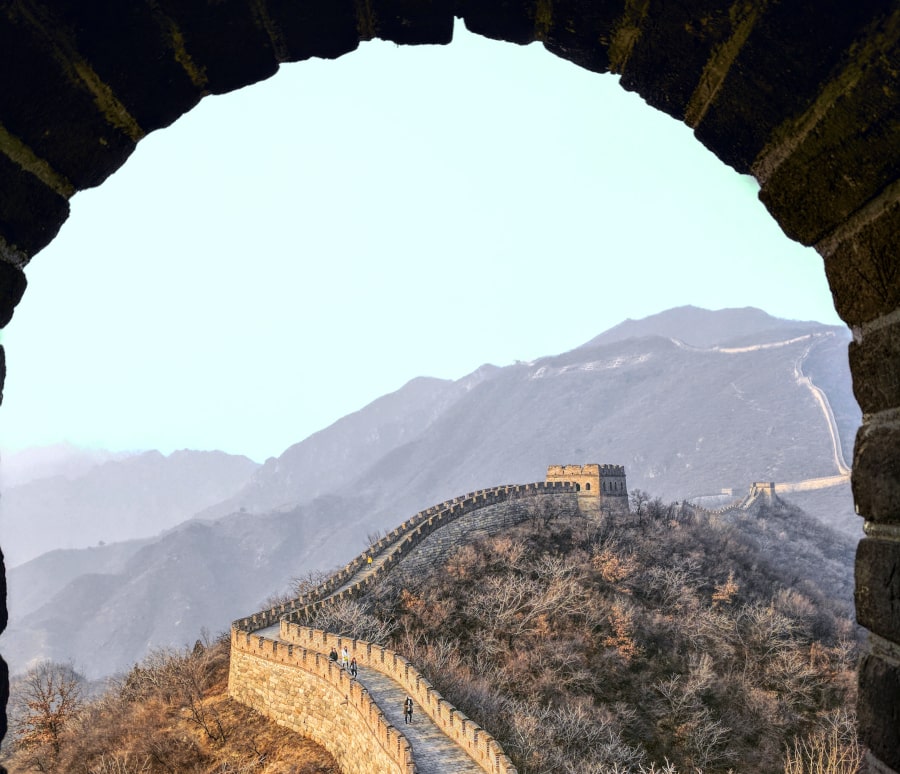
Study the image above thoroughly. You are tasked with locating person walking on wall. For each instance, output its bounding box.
[329,647,338,664]
[341,646,350,669]
[404,695,413,724]
[350,657,358,678]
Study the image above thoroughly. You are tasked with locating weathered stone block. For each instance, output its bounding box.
[266,0,360,61]
[151,0,278,95]
[853,422,900,524]
[824,201,900,328]
[0,155,69,266]
[541,0,617,74]
[0,261,27,330]
[0,8,136,190]
[758,32,900,245]
[619,0,737,120]
[696,0,883,177]
[855,538,900,641]
[34,0,203,133]
[849,317,900,413]
[458,0,536,45]
[858,651,900,771]
[370,0,454,45]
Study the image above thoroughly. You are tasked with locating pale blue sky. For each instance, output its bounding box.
[1,24,842,463]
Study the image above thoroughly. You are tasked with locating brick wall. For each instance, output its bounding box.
[229,630,414,774]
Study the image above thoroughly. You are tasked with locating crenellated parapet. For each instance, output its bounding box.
[229,629,415,774]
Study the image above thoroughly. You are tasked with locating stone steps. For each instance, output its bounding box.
[354,667,484,774]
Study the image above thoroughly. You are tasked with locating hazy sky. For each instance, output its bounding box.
[1,24,843,463]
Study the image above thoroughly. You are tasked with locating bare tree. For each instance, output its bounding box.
[629,489,650,522]
[309,598,397,644]
[9,661,84,770]
[290,568,331,597]
[783,709,862,774]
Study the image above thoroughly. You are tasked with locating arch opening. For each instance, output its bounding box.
[0,3,897,770]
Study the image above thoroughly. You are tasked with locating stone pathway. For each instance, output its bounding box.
[254,523,491,771]
[333,543,400,596]
[353,667,484,774]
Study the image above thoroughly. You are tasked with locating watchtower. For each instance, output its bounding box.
[546,464,628,515]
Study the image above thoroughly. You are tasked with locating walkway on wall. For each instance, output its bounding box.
[333,548,393,596]
[244,626,489,773]
[353,666,485,774]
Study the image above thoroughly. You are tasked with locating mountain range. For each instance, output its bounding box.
[0,306,862,679]
[0,448,259,567]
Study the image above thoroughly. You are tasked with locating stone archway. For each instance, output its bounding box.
[0,1,898,769]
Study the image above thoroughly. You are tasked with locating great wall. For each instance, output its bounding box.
[228,465,627,774]
[228,457,851,771]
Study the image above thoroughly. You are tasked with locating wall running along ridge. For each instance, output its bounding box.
[229,482,579,773]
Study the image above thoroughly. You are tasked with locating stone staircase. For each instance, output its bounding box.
[352,667,485,774]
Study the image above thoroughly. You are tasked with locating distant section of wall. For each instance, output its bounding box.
[229,630,413,774]
[775,475,850,493]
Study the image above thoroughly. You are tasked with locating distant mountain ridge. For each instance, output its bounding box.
[582,305,833,349]
[0,443,131,488]
[0,449,259,567]
[0,306,861,678]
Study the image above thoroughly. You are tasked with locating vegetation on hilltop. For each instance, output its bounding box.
[1,636,338,774]
[4,494,862,774]
[322,495,861,773]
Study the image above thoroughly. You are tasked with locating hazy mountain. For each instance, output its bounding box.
[1,307,862,678]
[3,495,363,676]
[0,449,260,567]
[197,375,478,519]
[582,305,833,349]
[0,443,133,489]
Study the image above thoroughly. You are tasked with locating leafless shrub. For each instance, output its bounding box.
[291,568,332,596]
[115,644,229,743]
[308,598,397,644]
[88,753,152,774]
[783,709,862,774]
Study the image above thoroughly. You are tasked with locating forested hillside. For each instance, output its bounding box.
[312,496,861,773]
[1,636,338,774]
[3,493,861,773]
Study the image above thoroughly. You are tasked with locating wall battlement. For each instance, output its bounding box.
[230,630,415,774]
